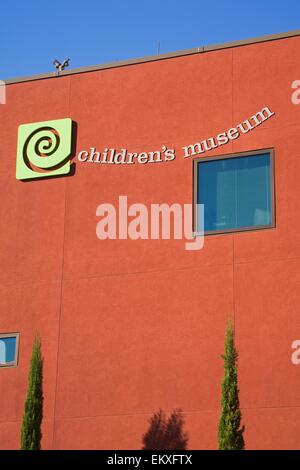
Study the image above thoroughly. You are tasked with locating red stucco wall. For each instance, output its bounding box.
[1,34,300,449]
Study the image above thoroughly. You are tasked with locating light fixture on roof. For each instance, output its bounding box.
[53,58,70,74]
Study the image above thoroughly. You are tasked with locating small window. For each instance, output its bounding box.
[0,333,19,367]
[194,149,275,235]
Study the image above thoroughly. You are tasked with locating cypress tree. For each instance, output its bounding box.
[20,335,43,450]
[218,321,245,450]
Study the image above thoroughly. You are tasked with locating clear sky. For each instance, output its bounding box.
[1,0,300,80]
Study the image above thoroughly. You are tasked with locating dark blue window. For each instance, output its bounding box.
[196,152,274,234]
[0,335,19,366]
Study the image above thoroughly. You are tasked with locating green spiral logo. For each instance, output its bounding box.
[16,118,72,180]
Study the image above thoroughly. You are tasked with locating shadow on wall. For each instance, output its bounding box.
[142,409,188,450]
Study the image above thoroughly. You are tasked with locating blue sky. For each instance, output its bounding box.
[1,0,300,80]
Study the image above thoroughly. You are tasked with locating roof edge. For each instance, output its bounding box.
[4,28,300,85]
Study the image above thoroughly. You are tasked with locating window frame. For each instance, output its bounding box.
[0,333,20,368]
[193,148,276,236]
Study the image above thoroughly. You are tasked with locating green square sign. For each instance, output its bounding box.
[16,118,72,180]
